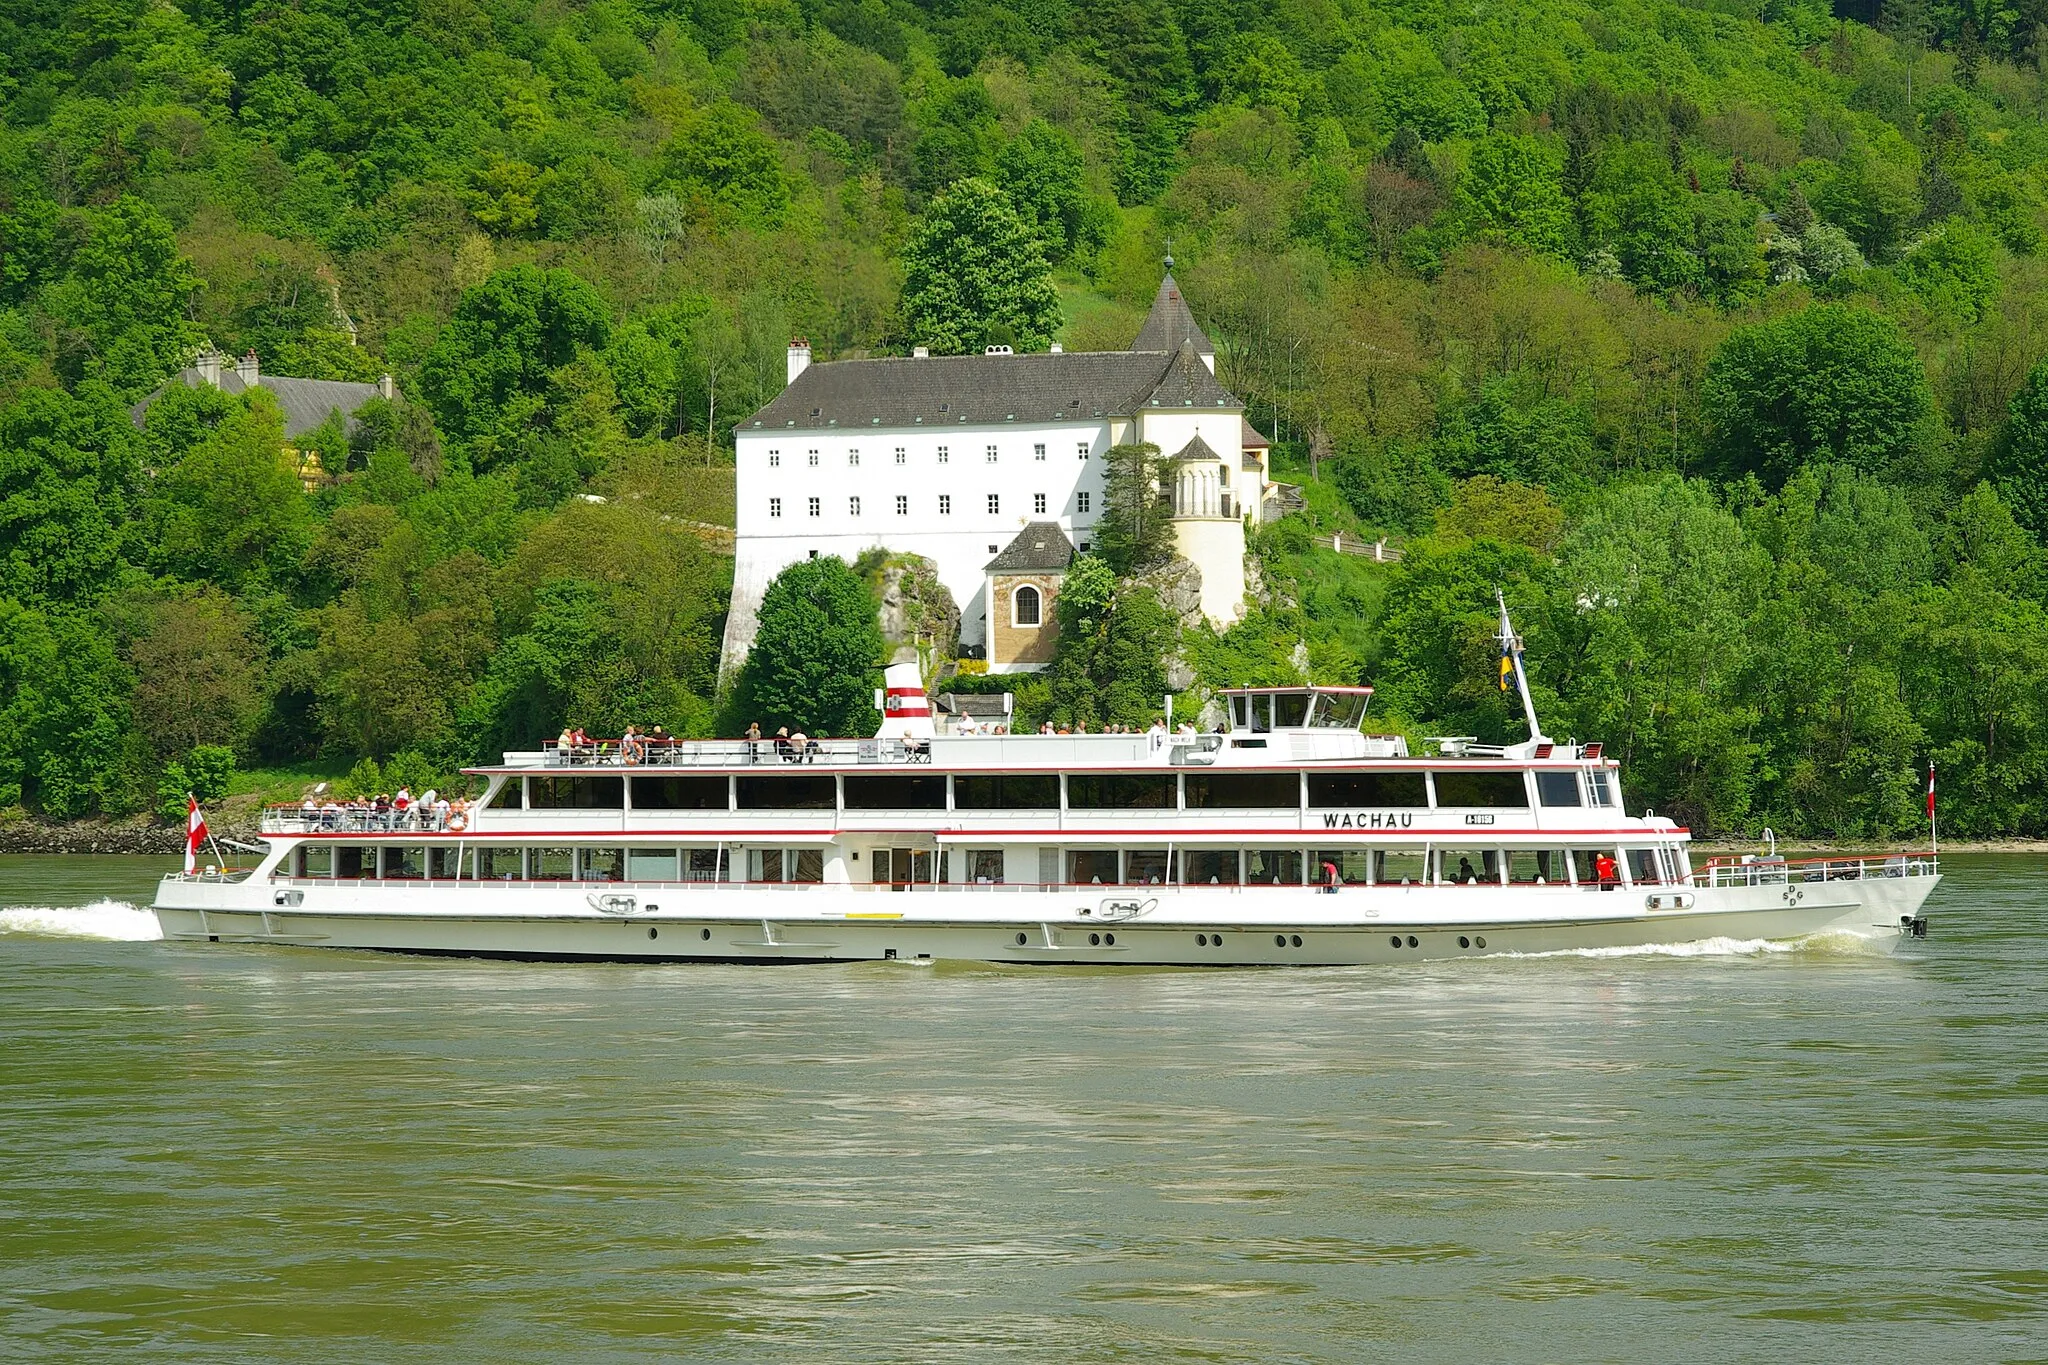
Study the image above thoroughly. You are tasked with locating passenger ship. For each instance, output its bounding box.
[153,612,1938,963]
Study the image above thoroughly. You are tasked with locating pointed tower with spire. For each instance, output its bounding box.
[1130,259,1217,373]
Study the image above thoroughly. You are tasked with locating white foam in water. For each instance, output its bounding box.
[0,900,163,941]
[1497,931,1877,960]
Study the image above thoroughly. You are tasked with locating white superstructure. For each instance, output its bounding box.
[154,646,1939,964]
[722,274,1281,673]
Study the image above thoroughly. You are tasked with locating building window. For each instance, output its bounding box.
[807,449,820,467]
[769,497,782,517]
[987,493,1000,515]
[939,495,952,515]
[848,450,860,466]
[894,447,906,465]
[985,444,998,464]
[1014,584,1042,626]
[1079,540,1091,552]
[1034,492,1047,514]
[768,451,780,468]
[938,445,949,464]
[808,496,821,517]
[1034,443,1046,461]
[1077,491,1092,513]
[1077,442,1089,460]
[849,496,861,516]
[895,495,908,516]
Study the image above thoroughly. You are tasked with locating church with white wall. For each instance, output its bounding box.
[721,273,1283,676]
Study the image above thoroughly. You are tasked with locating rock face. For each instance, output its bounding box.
[0,816,257,855]
[874,555,961,668]
[1128,555,1204,631]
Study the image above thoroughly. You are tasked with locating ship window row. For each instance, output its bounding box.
[283,843,1686,887]
[487,769,1622,812]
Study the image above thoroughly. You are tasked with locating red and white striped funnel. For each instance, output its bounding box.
[875,660,934,740]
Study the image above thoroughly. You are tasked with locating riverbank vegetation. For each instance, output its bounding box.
[7,0,2048,838]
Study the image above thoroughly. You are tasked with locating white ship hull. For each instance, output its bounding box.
[153,875,1938,965]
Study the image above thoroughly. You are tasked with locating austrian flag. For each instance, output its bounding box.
[1927,763,1937,820]
[184,795,209,875]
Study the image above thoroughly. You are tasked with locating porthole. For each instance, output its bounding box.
[1406,935,1418,948]
[1015,932,1028,946]
[1196,933,1208,946]
[1290,934,1302,948]
[1089,932,1101,946]
[1104,932,1115,946]
[648,927,659,940]
[1275,934,1288,948]
[700,928,711,941]
[1390,935,1403,948]
[1458,936,1470,949]
[1475,936,1487,949]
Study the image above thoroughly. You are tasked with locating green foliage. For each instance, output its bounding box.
[1988,359,2048,540]
[1459,135,1573,260]
[156,744,235,822]
[900,179,1063,354]
[1702,306,1933,486]
[1094,442,1177,574]
[1042,557,1172,729]
[726,557,883,737]
[417,266,613,470]
[657,101,791,224]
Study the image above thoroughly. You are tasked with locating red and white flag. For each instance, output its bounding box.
[1927,762,1937,821]
[184,795,209,875]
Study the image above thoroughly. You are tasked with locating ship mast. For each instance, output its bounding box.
[1497,590,1548,744]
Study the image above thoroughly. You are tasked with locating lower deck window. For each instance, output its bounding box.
[749,848,824,883]
[428,847,462,880]
[1626,848,1666,885]
[1313,850,1372,886]
[580,847,626,882]
[1180,850,1240,885]
[1373,850,1427,885]
[1247,849,1304,885]
[1508,849,1570,884]
[1436,848,1499,885]
[297,845,335,878]
[1124,850,1169,885]
[532,847,575,881]
[627,849,678,882]
[477,846,523,880]
[336,846,368,879]
[1067,850,1117,884]
[967,849,1005,884]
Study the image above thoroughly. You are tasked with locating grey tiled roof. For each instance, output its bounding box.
[1131,274,1215,356]
[751,347,1238,431]
[1239,416,1270,447]
[131,369,389,439]
[1172,433,1223,463]
[985,521,1076,573]
[747,272,1237,432]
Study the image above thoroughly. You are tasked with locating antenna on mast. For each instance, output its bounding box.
[1496,590,1548,744]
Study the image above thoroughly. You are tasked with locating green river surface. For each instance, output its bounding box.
[1,852,2044,1362]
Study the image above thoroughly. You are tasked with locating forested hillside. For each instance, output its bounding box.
[5,0,2048,838]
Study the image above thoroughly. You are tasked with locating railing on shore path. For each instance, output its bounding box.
[1315,533,1403,561]
[1690,852,1937,888]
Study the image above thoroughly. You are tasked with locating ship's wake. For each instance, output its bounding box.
[1496,930,1882,960]
[0,901,163,941]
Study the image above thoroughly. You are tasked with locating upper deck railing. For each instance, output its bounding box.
[1689,852,1937,888]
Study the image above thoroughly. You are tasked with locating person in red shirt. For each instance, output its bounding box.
[1594,853,1619,889]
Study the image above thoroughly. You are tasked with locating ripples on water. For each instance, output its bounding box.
[2,854,2044,1362]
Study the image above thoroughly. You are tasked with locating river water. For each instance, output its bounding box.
[2,853,2044,1361]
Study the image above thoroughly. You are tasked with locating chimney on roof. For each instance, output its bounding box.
[235,350,260,386]
[377,374,395,401]
[912,345,930,359]
[787,336,810,386]
[195,345,223,389]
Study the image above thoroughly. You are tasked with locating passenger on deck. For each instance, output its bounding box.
[1595,853,1619,889]
[774,726,792,761]
[1457,856,1477,885]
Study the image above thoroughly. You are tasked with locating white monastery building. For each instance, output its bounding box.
[722,272,1285,674]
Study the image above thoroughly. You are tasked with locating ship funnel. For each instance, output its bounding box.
[875,660,934,740]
